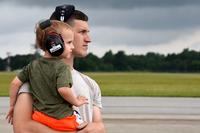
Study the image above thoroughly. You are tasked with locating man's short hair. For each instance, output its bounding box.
[50,9,88,25]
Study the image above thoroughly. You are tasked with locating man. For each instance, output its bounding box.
[12,5,105,133]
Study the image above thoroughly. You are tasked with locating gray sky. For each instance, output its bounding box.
[0,0,200,58]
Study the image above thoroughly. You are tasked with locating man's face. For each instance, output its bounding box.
[71,20,91,57]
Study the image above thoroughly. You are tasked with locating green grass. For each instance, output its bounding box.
[0,72,16,96]
[85,72,200,97]
[1,72,200,97]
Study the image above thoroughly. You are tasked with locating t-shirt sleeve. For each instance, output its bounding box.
[17,64,30,83]
[56,64,73,89]
[81,74,103,109]
[92,80,103,108]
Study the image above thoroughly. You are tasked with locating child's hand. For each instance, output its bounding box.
[6,106,14,124]
[76,96,88,106]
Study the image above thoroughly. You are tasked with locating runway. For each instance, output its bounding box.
[1,97,200,133]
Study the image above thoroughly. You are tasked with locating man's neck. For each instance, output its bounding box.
[63,55,75,70]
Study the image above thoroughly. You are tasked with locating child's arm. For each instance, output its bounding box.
[6,76,23,123]
[58,87,88,107]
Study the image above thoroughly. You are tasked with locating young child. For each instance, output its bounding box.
[6,20,88,131]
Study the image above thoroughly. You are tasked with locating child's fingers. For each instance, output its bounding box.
[5,111,13,124]
[5,112,11,121]
[77,95,88,100]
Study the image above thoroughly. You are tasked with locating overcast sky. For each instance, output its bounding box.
[0,0,200,58]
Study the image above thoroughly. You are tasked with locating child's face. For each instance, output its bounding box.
[60,29,74,59]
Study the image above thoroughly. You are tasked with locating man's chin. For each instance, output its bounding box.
[74,52,88,58]
[75,54,87,58]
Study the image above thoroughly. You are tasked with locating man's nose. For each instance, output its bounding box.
[85,34,91,43]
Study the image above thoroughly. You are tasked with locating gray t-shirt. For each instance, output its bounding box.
[71,69,102,122]
[18,69,102,122]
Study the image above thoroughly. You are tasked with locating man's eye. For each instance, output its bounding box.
[79,30,87,34]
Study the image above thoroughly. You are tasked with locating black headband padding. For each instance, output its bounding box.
[39,19,51,30]
[54,4,75,21]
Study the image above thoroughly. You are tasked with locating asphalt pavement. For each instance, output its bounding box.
[1,97,200,133]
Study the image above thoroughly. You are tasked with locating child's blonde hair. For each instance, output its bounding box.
[35,20,72,51]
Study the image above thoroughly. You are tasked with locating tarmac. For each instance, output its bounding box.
[1,97,200,133]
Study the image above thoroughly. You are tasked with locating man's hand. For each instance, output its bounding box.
[77,122,105,133]
[6,106,14,124]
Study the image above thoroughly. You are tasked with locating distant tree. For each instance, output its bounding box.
[113,51,131,71]
[1,48,200,72]
[0,58,6,70]
[189,61,200,72]
[10,54,36,70]
[74,53,102,71]
[102,50,114,71]
[145,52,165,71]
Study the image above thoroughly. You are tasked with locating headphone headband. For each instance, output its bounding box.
[55,4,75,22]
[39,19,51,29]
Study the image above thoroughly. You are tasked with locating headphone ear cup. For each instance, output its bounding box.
[45,34,65,56]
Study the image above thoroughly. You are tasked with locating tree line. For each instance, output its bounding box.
[0,48,200,72]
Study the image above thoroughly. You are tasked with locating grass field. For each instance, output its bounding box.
[0,72,200,97]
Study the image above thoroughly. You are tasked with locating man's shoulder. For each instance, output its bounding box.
[77,71,95,81]
[74,70,99,87]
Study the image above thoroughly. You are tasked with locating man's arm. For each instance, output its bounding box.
[6,76,23,123]
[81,76,105,133]
[13,92,76,133]
[78,106,106,133]
[9,77,23,107]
